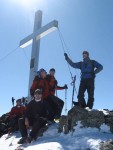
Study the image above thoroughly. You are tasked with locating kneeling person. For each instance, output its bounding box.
[18,89,52,144]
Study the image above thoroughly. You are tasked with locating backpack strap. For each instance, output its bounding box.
[80,60,95,73]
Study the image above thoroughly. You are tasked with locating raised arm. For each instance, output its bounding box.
[64,53,81,69]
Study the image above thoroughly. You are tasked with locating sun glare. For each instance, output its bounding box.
[11,0,43,9]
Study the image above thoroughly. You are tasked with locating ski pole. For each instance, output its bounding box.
[12,97,15,107]
[71,75,76,108]
[65,88,67,115]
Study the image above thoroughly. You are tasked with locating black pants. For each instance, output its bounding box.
[45,95,64,120]
[50,95,64,118]
[77,78,95,109]
[18,116,47,138]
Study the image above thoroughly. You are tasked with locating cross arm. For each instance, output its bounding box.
[19,20,58,48]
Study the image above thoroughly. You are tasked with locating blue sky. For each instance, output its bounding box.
[0,0,113,116]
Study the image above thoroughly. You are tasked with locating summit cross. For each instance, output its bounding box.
[19,10,58,100]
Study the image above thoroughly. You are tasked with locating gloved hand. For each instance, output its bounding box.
[64,84,68,89]
[64,53,68,60]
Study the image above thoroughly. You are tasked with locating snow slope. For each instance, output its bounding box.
[0,122,113,150]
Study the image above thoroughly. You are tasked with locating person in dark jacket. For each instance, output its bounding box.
[18,89,53,144]
[64,51,103,109]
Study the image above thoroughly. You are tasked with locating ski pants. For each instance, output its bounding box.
[18,116,47,139]
[51,95,64,118]
[45,95,64,120]
[77,78,95,109]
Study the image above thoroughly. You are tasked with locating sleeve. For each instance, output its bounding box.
[56,85,65,90]
[66,57,81,69]
[93,60,103,74]
[24,102,32,118]
[9,107,16,119]
[30,80,38,96]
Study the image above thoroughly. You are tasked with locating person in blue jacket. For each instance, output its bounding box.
[64,51,103,109]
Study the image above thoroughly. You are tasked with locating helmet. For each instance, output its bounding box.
[39,68,46,73]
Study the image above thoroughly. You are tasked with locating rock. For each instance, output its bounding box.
[104,111,113,133]
[100,140,113,150]
[82,110,105,128]
[58,106,106,134]
[58,115,69,134]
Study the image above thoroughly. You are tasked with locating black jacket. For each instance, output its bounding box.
[25,99,53,121]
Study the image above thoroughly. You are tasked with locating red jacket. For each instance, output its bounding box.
[30,76,50,99]
[9,105,26,119]
[46,74,65,96]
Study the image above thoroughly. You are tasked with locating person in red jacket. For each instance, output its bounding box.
[47,68,68,95]
[30,68,50,99]
[30,69,56,121]
[8,99,26,133]
[46,68,68,119]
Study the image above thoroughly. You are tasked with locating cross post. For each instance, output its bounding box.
[19,10,58,101]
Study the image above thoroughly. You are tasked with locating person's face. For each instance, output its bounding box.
[83,53,88,59]
[40,71,46,78]
[16,101,21,106]
[50,71,55,76]
[34,92,42,100]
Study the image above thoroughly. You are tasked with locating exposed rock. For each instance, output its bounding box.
[58,115,69,134]
[104,111,113,133]
[58,106,106,133]
[100,140,113,150]
[82,110,105,128]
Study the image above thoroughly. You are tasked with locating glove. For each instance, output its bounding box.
[64,84,68,89]
[64,53,68,60]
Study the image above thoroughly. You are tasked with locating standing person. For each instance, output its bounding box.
[47,68,68,96]
[18,89,53,144]
[30,68,49,99]
[64,51,103,109]
[47,68,68,119]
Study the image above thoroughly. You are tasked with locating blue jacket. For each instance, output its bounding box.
[66,57,103,79]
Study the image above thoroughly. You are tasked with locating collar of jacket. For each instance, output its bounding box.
[83,57,90,63]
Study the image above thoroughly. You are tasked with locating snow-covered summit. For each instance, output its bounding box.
[0,121,113,150]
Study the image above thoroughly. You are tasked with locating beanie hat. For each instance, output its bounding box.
[34,89,42,95]
[39,68,46,73]
[38,68,47,76]
[16,99,21,103]
[82,51,89,57]
[50,68,55,72]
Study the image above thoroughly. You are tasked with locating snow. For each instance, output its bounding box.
[0,122,113,150]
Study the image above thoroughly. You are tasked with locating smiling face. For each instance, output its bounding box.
[34,92,42,100]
